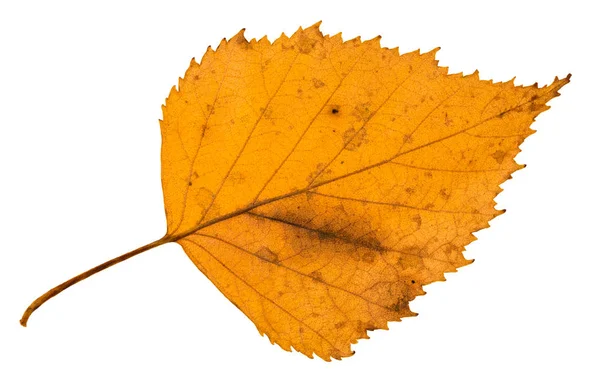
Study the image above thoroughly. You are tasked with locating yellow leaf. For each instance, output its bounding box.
[21,22,570,361]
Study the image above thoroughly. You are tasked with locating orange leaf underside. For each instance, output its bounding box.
[158,23,569,360]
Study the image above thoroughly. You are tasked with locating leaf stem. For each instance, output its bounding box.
[20,236,171,327]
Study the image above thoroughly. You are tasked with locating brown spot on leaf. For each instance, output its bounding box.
[529,102,546,112]
[335,321,347,329]
[444,243,459,255]
[388,298,403,312]
[296,33,318,54]
[343,128,368,151]
[255,246,279,264]
[312,78,325,88]
[229,171,246,185]
[362,252,376,263]
[492,150,506,164]
[310,270,323,281]
[306,162,333,184]
[444,112,453,127]
[352,103,372,121]
[317,230,337,242]
[439,188,450,200]
[411,214,422,229]
[361,235,383,250]
[365,323,376,331]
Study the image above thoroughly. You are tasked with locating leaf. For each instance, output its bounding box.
[21,22,570,361]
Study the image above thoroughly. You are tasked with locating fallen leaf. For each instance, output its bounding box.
[21,22,570,361]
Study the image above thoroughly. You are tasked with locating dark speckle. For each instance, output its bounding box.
[411,280,416,284]
[312,78,325,88]
[310,270,323,281]
[335,321,347,329]
[492,150,506,164]
[362,252,376,263]
[411,214,422,229]
[389,298,403,312]
[529,102,546,112]
[318,230,336,241]
[439,188,450,200]
[332,108,339,114]
[343,127,368,151]
[255,246,279,264]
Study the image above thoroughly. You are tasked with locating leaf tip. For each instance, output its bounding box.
[565,73,573,82]
[555,73,572,92]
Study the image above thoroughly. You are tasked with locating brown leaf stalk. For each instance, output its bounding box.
[20,236,170,327]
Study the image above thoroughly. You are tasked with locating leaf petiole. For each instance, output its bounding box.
[20,236,172,327]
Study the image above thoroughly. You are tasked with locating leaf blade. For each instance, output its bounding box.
[160,23,570,360]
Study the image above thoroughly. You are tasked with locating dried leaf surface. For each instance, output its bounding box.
[159,23,569,360]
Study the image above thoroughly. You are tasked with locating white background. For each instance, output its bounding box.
[1,0,598,381]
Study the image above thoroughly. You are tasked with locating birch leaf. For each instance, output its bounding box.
[21,22,570,361]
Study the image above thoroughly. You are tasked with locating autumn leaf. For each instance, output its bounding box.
[21,22,570,361]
